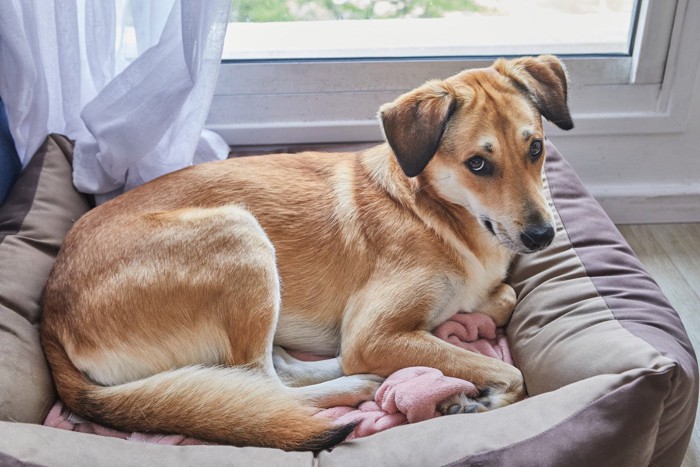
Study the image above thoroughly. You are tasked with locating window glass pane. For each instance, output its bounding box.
[223,0,638,60]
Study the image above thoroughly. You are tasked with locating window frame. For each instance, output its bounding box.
[207,0,696,147]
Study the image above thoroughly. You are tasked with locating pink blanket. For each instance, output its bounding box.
[43,312,512,444]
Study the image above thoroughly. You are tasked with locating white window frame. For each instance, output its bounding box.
[208,0,700,224]
[207,0,697,149]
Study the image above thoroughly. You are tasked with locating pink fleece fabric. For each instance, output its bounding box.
[43,312,512,444]
[43,401,206,445]
[433,312,512,364]
[317,367,479,440]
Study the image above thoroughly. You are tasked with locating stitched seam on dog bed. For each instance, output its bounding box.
[543,146,694,358]
[441,367,674,467]
[542,146,690,466]
[0,450,45,467]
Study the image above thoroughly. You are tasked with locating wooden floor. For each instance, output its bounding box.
[617,223,700,467]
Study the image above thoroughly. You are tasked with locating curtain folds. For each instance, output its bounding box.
[0,0,231,203]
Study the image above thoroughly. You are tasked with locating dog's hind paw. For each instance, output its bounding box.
[438,388,510,415]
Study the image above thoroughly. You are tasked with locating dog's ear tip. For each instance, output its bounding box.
[377,107,390,123]
[558,119,574,131]
[393,146,434,178]
[399,165,422,178]
[538,53,564,63]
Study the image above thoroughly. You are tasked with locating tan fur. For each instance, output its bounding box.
[41,55,573,450]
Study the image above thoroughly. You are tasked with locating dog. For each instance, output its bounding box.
[41,55,573,451]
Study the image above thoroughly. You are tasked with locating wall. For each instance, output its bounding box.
[554,51,700,224]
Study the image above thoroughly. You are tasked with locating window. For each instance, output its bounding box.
[223,1,637,60]
[208,0,694,149]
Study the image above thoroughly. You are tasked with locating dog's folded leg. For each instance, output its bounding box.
[341,274,526,412]
[285,374,385,408]
[272,346,345,387]
[343,329,525,411]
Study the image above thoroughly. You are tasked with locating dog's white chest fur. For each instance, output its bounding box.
[428,253,511,330]
[430,276,494,329]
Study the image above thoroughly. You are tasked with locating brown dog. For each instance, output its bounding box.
[41,55,573,451]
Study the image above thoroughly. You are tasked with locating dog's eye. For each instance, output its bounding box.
[466,156,492,176]
[529,140,543,161]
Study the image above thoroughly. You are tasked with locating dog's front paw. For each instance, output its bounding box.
[439,394,480,415]
[481,283,517,327]
[438,391,487,415]
[438,388,512,415]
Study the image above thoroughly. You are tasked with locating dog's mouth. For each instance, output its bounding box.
[480,216,551,255]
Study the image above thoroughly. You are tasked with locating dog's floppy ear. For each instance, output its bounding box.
[379,80,457,177]
[494,55,574,130]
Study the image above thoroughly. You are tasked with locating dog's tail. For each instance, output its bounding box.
[43,336,355,451]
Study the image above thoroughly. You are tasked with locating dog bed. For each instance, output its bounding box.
[0,134,697,466]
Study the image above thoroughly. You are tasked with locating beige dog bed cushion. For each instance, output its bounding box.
[0,135,696,466]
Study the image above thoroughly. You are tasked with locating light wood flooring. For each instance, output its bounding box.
[617,223,700,467]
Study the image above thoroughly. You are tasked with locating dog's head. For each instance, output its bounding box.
[380,55,573,254]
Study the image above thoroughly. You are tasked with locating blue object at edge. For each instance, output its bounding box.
[0,97,21,205]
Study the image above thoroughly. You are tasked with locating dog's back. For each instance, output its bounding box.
[41,193,360,450]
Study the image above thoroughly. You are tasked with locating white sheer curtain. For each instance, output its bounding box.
[0,0,231,203]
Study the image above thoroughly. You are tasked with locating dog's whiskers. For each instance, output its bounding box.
[489,235,511,252]
[482,223,512,253]
[417,175,450,193]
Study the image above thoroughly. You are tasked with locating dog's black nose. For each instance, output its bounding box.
[520,225,555,251]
